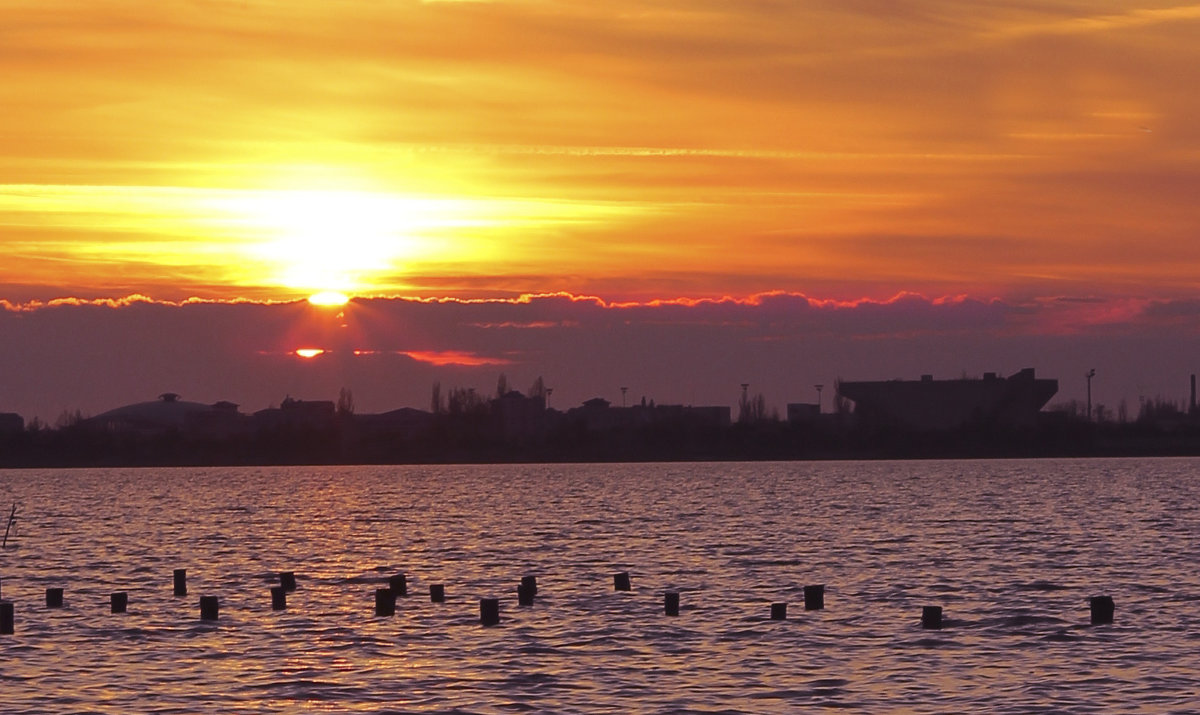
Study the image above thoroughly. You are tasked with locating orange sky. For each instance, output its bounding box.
[3,1,1200,304]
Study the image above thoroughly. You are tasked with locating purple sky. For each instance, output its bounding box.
[3,293,1198,423]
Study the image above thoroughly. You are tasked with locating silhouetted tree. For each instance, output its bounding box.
[431,381,444,414]
[337,387,355,416]
[528,376,546,399]
[55,409,85,429]
[738,392,769,424]
[496,373,509,398]
[448,387,487,415]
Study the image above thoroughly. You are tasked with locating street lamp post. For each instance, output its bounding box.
[620,386,628,408]
[815,384,824,413]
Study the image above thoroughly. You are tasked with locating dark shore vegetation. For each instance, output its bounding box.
[4,410,1200,468]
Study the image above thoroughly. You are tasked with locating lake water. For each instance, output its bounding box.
[1,459,1198,713]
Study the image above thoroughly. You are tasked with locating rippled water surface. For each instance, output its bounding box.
[2,459,1199,713]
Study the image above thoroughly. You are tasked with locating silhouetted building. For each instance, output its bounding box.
[0,412,23,436]
[252,397,336,432]
[491,390,547,442]
[566,398,730,433]
[837,368,1058,432]
[786,403,820,424]
[88,393,247,437]
[354,407,434,441]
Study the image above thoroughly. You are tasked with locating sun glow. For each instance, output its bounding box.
[295,348,325,359]
[241,190,432,296]
[308,291,350,306]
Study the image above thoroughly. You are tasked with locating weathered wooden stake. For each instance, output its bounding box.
[430,584,445,603]
[771,602,788,620]
[279,572,297,592]
[173,569,187,597]
[1,600,13,634]
[199,595,219,621]
[517,583,535,606]
[613,572,631,591]
[46,587,64,608]
[804,584,825,611]
[921,605,943,629]
[111,592,128,614]
[271,586,287,611]
[664,591,680,616]
[389,574,408,597]
[1090,596,1115,625]
[375,588,395,616]
[480,598,500,626]
[521,575,538,597]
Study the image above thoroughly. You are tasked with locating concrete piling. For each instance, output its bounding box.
[200,595,219,621]
[664,591,680,616]
[173,569,187,597]
[1,601,13,634]
[921,605,943,629]
[521,575,538,597]
[430,584,445,603]
[771,602,787,620]
[804,584,825,611]
[375,588,395,617]
[1090,596,1115,625]
[111,592,128,614]
[614,572,631,591]
[389,574,407,597]
[46,587,64,608]
[480,598,500,626]
[271,586,287,611]
[279,572,297,592]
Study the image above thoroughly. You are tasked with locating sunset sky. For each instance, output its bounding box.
[3,1,1200,421]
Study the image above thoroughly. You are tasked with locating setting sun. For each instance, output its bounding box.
[308,291,350,307]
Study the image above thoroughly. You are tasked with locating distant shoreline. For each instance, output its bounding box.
[6,427,1200,469]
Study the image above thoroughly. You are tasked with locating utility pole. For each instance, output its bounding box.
[815,384,824,413]
[620,386,628,408]
[1085,369,1096,422]
[545,387,553,410]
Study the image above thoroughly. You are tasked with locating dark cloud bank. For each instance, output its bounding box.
[2,293,1199,422]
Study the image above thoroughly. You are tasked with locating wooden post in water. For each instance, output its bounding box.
[517,583,535,606]
[389,574,407,597]
[613,572,631,591]
[1090,596,1115,625]
[521,575,538,597]
[1,601,13,634]
[921,605,943,629]
[173,569,187,597]
[111,592,128,614]
[279,572,297,592]
[271,586,287,611]
[664,591,680,616]
[374,588,395,616]
[480,598,500,626]
[430,584,445,603]
[771,602,788,620]
[804,584,825,611]
[2,503,16,548]
[46,587,64,608]
[199,596,219,621]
